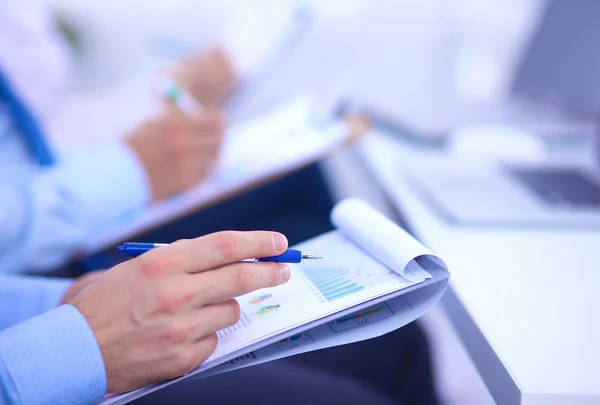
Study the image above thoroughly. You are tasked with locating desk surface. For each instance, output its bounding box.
[357,132,600,405]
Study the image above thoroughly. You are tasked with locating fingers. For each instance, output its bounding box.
[175,45,237,107]
[195,108,226,133]
[171,333,219,377]
[188,333,219,371]
[193,262,289,306]
[191,299,241,339]
[158,299,239,344]
[189,112,225,147]
[168,110,225,154]
[159,109,224,164]
[151,259,288,312]
[166,231,289,274]
[160,107,225,136]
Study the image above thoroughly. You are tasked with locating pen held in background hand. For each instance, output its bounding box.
[117,242,322,263]
[157,76,203,115]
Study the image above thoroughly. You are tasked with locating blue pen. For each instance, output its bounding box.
[117,242,322,263]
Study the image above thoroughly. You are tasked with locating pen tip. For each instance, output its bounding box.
[302,254,322,260]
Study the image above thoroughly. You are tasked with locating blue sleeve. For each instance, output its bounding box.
[0,274,72,331]
[0,141,149,274]
[0,305,107,405]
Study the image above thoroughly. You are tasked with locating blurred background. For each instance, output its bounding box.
[44,0,550,206]
[48,0,541,111]
[28,0,591,403]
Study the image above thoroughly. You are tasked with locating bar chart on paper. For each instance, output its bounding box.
[328,304,394,332]
[301,265,396,302]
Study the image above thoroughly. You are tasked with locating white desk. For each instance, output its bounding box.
[356,132,600,405]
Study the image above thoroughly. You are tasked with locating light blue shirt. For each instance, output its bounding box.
[0,275,107,404]
[0,98,150,274]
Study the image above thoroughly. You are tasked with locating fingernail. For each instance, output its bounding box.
[278,264,291,283]
[272,233,288,252]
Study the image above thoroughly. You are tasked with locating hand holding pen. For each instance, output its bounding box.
[124,104,224,203]
[73,231,295,393]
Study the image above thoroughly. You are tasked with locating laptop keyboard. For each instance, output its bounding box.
[508,167,600,207]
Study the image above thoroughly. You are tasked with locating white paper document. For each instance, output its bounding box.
[100,199,450,405]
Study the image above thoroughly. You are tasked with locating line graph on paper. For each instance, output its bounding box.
[301,265,397,302]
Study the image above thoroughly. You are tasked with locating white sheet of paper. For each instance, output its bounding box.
[196,277,448,379]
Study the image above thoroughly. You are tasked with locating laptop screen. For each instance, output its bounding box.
[511,0,600,118]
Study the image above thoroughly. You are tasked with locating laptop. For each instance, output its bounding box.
[406,143,600,227]
[357,0,600,143]
[401,0,600,227]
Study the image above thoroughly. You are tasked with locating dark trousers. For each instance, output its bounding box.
[140,164,337,245]
[135,321,438,405]
[79,164,335,271]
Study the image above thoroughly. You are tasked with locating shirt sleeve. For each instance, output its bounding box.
[0,141,149,274]
[0,274,72,331]
[0,305,107,405]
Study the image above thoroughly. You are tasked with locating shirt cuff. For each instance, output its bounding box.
[56,141,150,224]
[0,305,107,405]
[0,275,73,330]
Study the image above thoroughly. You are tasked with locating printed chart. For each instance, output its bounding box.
[328,304,394,332]
[276,332,315,351]
[255,305,280,315]
[249,294,272,304]
[301,265,396,302]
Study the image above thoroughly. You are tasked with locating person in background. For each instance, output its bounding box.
[0,0,333,276]
[0,231,424,405]
[0,1,235,274]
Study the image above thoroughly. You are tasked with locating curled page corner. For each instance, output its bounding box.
[331,198,443,278]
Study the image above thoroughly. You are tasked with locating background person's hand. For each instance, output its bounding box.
[171,45,238,107]
[68,231,291,394]
[125,108,225,202]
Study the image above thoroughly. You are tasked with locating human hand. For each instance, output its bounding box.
[60,270,107,305]
[69,231,290,393]
[125,108,225,202]
[171,45,237,107]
